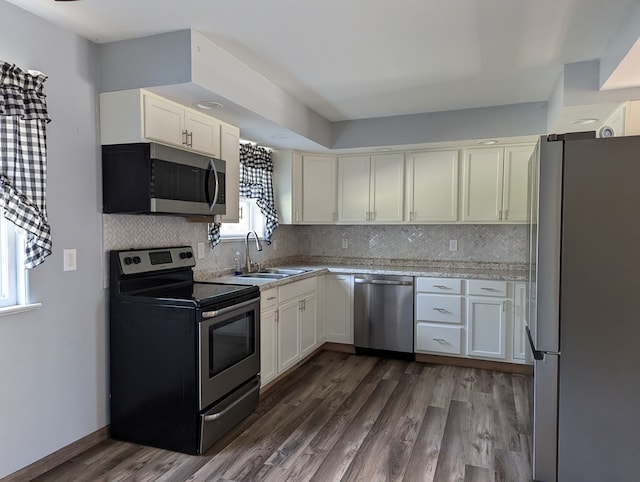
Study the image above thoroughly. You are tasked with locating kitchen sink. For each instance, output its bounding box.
[237,268,311,279]
[237,272,290,279]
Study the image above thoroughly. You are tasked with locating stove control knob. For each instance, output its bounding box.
[124,257,133,265]
[180,251,193,259]
[132,256,142,264]
[186,251,193,258]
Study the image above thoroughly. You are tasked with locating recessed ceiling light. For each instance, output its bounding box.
[569,118,598,125]
[195,101,223,110]
[478,140,498,145]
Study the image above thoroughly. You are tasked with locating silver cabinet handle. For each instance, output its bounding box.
[267,296,277,301]
[481,287,499,291]
[186,131,193,147]
[433,285,451,289]
[433,338,448,344]
[433,308,450,313]
[182,129,189,146]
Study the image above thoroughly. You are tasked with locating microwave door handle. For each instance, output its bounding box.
[205,158,219,213]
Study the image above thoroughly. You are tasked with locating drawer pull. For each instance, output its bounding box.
[481,287,499,291]
[433,338,448,345]
[267,296,277,301]
[433,285,451,289]
[433,308,450,313]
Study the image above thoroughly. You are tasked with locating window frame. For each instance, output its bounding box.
[218,197,266,241]
[0,216,40,316]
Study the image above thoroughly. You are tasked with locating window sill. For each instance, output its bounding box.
[0,302,43,318]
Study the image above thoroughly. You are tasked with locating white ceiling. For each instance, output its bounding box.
[6,0,640,147]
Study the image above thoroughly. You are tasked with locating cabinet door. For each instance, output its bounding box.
[338,155,371,222]
[408,150,458,222]
[462,148,504,222]
[300,293,317,358]
[260,307,278,387]
[466,297,507,359]
[277,299,300,373]
[502,146,532,222]
[143,94,185,147]
[219,123,240,223]
[371,154,405,222]
[325,274,353,344]
[512,282,527,361]
[185,110,221,157]
[302,155,337,223]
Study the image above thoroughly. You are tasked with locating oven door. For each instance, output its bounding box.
[198,297,260,410]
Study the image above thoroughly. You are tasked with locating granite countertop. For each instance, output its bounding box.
[196,258,528,290]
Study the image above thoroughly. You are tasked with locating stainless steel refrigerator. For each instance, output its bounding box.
[528,133,640,482]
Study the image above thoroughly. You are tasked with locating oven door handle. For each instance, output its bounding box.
[201,298,258,320]
[203,377,260,422]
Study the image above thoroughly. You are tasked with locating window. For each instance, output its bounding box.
[0,216,27,309]
[218,198,266,240]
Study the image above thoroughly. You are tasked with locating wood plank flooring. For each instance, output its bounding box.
[31,351,533,482]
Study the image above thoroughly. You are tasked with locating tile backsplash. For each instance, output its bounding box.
[103,215,528,281]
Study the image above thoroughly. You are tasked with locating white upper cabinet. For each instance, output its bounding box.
[461,147,504,222]
[273,150,337,224]
[302,155,338,223]
[218,122,241,223]
[461,145,533,223]
[338,153,404,223]
[502,146,532,222]
[406,150,459,223]
[100,89,227,158]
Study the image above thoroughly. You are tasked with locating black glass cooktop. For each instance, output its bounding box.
[132,282,259,305]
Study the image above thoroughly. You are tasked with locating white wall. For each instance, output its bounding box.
[0,1,105,478]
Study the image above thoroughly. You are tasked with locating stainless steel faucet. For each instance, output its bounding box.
[245,231,263,273]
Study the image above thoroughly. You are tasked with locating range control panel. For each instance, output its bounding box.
[117,246,196,275]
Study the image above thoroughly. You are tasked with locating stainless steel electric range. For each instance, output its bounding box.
[108,246,260,455]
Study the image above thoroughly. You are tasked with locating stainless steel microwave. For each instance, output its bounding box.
[102,142,226,216]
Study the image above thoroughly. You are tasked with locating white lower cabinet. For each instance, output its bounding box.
[277,298,302,372]
[323,274,353,344]
[260,277,319,387]
[415,278,465,356]
[512,282,528,361]
[466,296,507,359]
[415,277,531,365]
[260,288,279,387]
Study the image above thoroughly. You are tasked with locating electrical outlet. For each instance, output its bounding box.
[342,239,349,249]
[449,240,458,252]
[197,242,205,259]
[63,249,77,271]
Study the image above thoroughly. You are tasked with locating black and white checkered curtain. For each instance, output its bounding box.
[239,143,278,243]
[208,143,279,247]
[0,61,52,268]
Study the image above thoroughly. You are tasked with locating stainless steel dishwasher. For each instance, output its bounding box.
[354,274,414,353]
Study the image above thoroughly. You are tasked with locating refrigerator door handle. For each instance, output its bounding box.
[526,325,559,360]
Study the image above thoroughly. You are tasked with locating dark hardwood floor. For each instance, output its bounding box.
[32,351,533,481]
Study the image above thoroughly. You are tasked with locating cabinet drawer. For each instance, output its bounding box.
[467,280,508,297]
[416,294,463,324]
[415,277,463,294]
[416,323,463,355]
[261,287,278,310]
[278,276,317,303]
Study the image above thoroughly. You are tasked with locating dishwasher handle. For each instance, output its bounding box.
[354,278,413,286]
